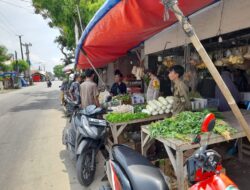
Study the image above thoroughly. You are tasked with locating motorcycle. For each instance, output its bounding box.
[63,94,79,117]
[62,105,108,186]
[101,113,238,190]
[47,80,52,87]
[187,113,239,190]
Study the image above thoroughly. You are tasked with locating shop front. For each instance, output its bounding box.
[73,0,250,189]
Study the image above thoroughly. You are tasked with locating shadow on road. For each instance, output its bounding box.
[10,90,63,112]
[59,149,83,190]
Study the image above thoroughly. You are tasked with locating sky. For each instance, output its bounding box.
[0,0,64,72]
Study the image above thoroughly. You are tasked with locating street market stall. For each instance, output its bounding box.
[104,95,177,148]
[75,0,250,189]
[141,110,250,189]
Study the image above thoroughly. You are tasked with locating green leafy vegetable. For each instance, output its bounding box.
[149,111,237,141]
[134,104,146,113]
[106,112,149,123]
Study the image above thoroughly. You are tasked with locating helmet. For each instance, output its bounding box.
[69,74,74,81]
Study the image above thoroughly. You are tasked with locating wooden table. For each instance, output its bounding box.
[106,114,171,147]
[141,110,250,190]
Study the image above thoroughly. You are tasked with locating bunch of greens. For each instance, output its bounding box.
[106,112,149,123]
[149,110,237,141]
[134,104,146,113]
[113,94,131,103]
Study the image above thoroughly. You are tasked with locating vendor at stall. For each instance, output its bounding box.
[168,65,191,115]
[146,69,160,101]
[110,71,127,96]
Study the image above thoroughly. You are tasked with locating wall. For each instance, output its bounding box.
[145,0,250,55]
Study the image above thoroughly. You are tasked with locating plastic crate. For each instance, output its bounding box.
[207,98,219,108]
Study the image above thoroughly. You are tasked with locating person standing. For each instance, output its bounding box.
[60,79,68,105]
[168,65,191,115]
[146,70,160,101]
[110,72,127,96]
[80,69,100,108]
[69,74,82,104]
[215,70,240,112]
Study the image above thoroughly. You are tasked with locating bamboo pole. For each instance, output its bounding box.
[166,1,250,141]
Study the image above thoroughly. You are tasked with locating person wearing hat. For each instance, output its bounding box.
[168,65,191,115]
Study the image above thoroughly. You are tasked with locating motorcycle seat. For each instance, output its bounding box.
[112,145,169,190]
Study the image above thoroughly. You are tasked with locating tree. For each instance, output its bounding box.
[11,60,29,73]
[32,0,104,64]
[0,45,12,72]
[53,64,65,78]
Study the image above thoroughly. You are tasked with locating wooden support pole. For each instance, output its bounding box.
[166,1,250,141]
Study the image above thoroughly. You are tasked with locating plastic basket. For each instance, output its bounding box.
[207,98,219,108]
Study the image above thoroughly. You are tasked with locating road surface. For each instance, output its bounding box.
[0,82,105,190]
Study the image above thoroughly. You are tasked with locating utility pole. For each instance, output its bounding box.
[22,42,32,84]
[14,51,19,73]
[17,35,24,60]
[23,43,32,62]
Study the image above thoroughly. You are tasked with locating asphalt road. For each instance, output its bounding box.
[0,82,105,190]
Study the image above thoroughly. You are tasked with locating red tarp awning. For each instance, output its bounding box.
[76,0,219,69]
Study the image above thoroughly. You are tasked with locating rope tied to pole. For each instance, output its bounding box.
[161,0,178,21]
[162,0,194,37]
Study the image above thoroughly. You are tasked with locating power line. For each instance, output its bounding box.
[16,0,32,4]
[0,0,34,13]
[0,18,17,35]
[0,11,18,35]
[0,24,15,36]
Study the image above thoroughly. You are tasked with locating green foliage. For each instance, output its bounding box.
[0,45,12,72]
[11,60,29,73]
[0,63,12,72]
[0,45,11,64]
[53,64,65,78]
[32,0,105,58]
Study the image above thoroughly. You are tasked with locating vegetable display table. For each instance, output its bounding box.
[105,114,171,147]
[141,110,250,190]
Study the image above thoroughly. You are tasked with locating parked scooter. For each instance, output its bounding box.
[187,113,239,190]
[62,105,108,186]
[101,113,238,190]
[47,80,52,88]
[63,94,79,117]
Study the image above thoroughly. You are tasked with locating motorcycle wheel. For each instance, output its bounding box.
[76,149,96,186]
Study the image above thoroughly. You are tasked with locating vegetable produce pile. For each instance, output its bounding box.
[134,104,146,113]
[111,104,133,113]
[106,112,149,123]
[149,110,237,141]
[142,96,174,116]
[113,94,131,104]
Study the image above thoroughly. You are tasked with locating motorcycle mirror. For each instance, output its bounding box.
[201,113,216,133]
